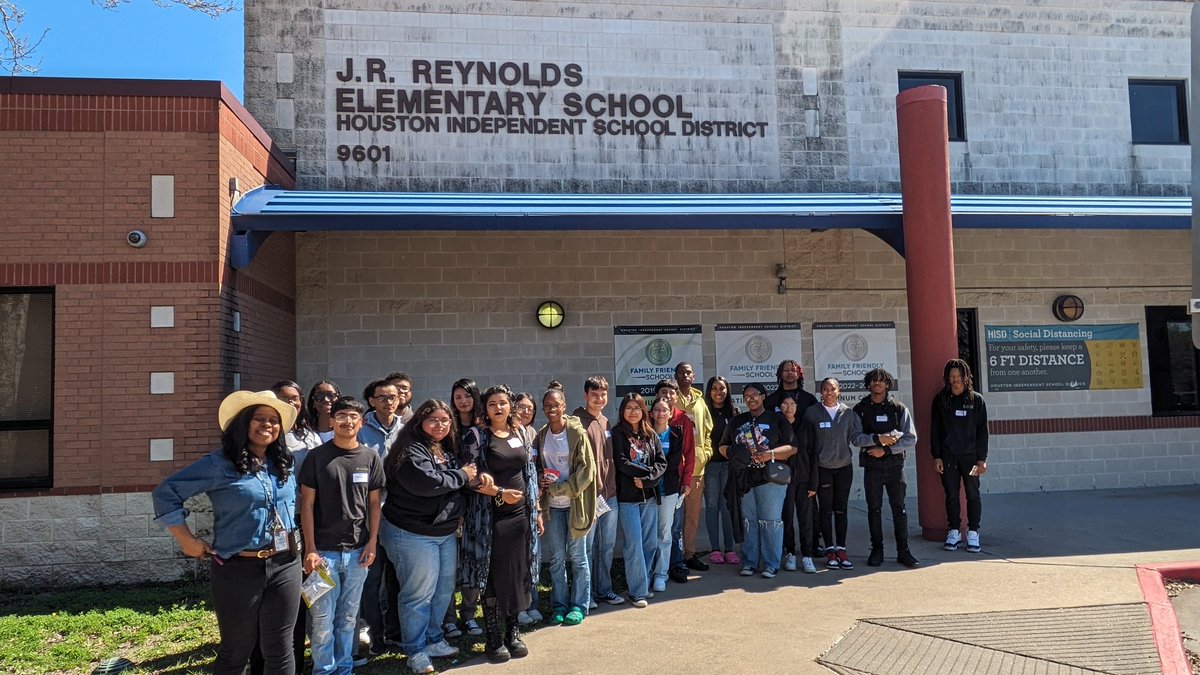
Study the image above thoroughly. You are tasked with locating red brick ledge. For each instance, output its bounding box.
[991,415,1200,435]
[1136,562,1200,675]
[0,484,160,499]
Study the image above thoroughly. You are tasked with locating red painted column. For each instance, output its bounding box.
[896,85,960,541]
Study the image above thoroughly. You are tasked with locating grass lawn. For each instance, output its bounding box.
[0,573,580,674]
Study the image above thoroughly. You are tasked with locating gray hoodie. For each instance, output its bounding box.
[803,402,873,469]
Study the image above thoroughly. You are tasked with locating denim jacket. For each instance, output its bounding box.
[152,450,297,559]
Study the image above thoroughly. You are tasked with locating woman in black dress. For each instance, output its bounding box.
[460,385,540,663]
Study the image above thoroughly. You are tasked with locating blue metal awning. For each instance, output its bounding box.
[228,187,1190,268]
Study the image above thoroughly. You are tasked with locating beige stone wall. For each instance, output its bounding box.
[295,226,1198,495]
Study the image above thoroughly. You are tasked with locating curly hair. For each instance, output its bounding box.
[386,399,461,476]
[940,359,977,404]
[481,384,517,431]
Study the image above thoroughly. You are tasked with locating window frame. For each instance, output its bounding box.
[1145,305,1200,416]
[0,287,54,490]
[1128,79,1189,146]
[898,70,967,142]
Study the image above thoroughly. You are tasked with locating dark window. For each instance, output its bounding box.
[957,308,981,386]
[0,289,54,489]
[1146,306,1200,414]
[1129,80,1189,145]
[898,71,966,142]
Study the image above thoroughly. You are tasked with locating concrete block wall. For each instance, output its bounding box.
[246,0,1191,195]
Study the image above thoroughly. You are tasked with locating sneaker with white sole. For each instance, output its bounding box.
[739,566,754,576]
[944,529,962,551]
[599,592,625,606]
[517,611,534,626]
[407,652,434,674]
[761,567,778,579]
[826,550,840,569]
[651,577,667,593]
[630,597,648,608]
[588,599,598,610]
[463,618,483,636]
[783,553,797,571]
[802,556,817,574]
[442,621,462,639]
[526,608,543,623]
[426,640,459,658]
[966,530,981,553]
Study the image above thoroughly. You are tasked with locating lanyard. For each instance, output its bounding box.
[255,465,282,534]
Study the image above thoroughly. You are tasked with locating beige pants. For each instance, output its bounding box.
[683,472,705,558]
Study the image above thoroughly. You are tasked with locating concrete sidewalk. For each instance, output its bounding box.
[456,485,1200,674]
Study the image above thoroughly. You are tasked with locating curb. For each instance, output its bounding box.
[1135,562,1200,675]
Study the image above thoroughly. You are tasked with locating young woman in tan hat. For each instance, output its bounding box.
[152,390,301,675]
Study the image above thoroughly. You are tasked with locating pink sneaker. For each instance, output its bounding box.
[709,551,725,565]
[724,551,741,565]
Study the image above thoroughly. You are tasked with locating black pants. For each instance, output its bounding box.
[361,540,402,646]
[782,475,816,557]
[248,598,306,675]
[863,454,909,551]
[942,454,982,530]
[817,465,854,549]
[210,551,301,675]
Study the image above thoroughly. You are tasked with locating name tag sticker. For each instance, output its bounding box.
[507,436,524,448]
[604,430,612,438]
[875,415,888,422]
[955,409,968,417]
[758,423,770,431]
[819,421,832,429]
[352,471,369,484]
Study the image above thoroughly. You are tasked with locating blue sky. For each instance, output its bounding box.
[21,2,244,98]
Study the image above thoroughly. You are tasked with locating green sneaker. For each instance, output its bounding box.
[550,611,565,625]
[563,607,584,626]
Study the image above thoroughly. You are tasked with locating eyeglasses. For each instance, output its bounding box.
[392,385,412,393]
[744,392,764,399]
[315,392,338,402]
[424,417,453,427]
[372,395,399,403]
[333,412,362,422]
[514,405,535,414]
[251,416,282,427]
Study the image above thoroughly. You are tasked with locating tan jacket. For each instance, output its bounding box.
[534,415,597,539]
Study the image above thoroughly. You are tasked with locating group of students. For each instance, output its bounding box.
[151,358,989,675]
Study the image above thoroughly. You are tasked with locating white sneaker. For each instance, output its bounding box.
[517,610,535,626]
[630,596,648,608]
[426,640,459,658]
[588,598,598,610]
[407,652,434,673]
[966,530,981,553]
[526,608,543,623]
[761,567,778,579]
[801,557,817,574]
[784,553,797,571]
[944,529,962,551]
[651,577,667,593]
[739,566,754,577]
[358,620,371,647]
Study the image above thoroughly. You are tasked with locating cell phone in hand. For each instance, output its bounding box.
[969,465,979,476]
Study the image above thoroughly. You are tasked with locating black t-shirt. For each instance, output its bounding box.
[719,409,794,491]
[298,441,386,551]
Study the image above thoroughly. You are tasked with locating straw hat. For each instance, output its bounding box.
[218,390,297,433]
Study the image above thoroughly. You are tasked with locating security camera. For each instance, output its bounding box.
[127,230,148,248]
[1189,299,1200,315]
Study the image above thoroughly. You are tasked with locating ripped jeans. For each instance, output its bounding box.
[740,481,787,572]
[308,548,370,675]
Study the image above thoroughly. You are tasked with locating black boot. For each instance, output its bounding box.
[867,546,884,567]
[896,549,920,568]
[483,605,510,663]
[505,614,529,658]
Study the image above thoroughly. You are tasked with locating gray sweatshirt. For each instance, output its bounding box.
[803,402,874,469]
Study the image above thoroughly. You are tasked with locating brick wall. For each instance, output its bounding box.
[245,0,1190,195]
[0,80,298,585]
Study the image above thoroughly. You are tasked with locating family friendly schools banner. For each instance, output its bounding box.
[984,324,1142,392]
[613,325,703,397]
[812,322,899,400]
[715,323,803,407]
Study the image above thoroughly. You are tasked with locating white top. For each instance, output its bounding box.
[823,404,839,420]
[542,429,571,510]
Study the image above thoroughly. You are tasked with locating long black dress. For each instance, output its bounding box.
[485,432,532,615]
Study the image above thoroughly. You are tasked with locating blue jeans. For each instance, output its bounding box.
[652,493,681,582]
[309,548,370,675]
[529,526,541,612]
[740,482,787,571]
[705,462,735,552]
[617,500,658,599]
[587,495,618,599]
[380,520,456,656]
[543,507,591,613]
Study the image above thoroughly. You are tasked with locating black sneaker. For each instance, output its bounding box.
[668,567,689,583]
[897,550,920,568]
[867,547,884,567]
[685,555,710,571]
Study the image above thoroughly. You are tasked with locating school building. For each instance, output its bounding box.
[0,0,1195,585]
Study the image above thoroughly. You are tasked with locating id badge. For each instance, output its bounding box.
[273,529,289,552]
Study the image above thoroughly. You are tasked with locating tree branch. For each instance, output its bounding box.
[1,0,47,75]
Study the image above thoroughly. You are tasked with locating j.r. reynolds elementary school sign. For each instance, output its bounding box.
[322,11,780,179]
[334,58,770,140]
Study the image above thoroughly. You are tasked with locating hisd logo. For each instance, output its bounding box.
[645,339,673,366]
